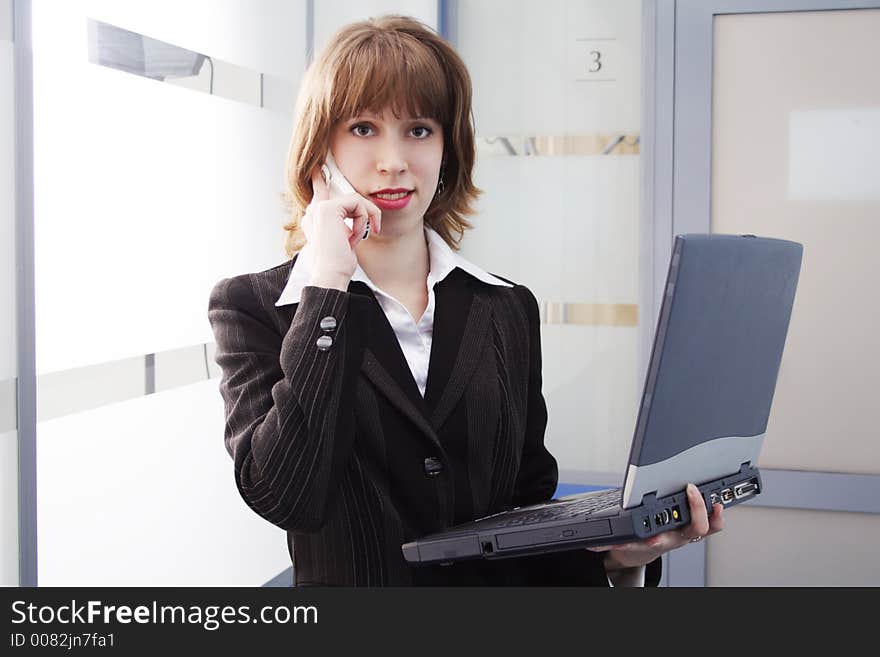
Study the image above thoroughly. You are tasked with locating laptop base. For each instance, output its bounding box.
[403,465,761,566]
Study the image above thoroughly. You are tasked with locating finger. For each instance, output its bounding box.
[311,169,330,202]
[685,483,710,538]
[647,533,673,550]
[648,530,689,555]
[586,542,635,552]
[343,196,379,249]
[363,197,382,235]
[346,203,368,249]
[707,503,725,534]
[360,198,385,244]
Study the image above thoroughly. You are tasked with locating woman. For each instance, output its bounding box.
[207,15,723,586]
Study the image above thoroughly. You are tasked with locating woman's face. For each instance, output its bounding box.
[328,107,444,238]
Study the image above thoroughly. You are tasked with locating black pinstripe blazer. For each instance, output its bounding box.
[208,255,661,586]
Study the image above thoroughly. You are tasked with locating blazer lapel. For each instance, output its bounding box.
[345,275,494,449]
[350,282,445,451]
[424,270,493,431]
[361,350,440,447]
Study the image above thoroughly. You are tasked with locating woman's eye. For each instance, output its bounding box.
[349,123,433,138]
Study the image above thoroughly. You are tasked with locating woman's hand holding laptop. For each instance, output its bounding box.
[588,483,724,573]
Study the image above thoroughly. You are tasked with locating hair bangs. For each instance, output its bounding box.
[330,33,450,125]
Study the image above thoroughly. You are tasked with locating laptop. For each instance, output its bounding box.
[402,233,803,566]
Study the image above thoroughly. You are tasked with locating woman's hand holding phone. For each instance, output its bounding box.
[303,168,382,291]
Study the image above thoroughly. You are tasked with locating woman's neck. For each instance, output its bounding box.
[354,223,430,291]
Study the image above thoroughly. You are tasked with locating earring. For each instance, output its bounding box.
[436,165,446,196]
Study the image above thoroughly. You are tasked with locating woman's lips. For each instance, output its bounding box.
[370,190,413,210]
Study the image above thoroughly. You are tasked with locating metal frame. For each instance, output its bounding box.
[640,0,676,587]
[305,0,314,66]
[13,0,36,587]
[643,0,880,587]
[440,0,457,46]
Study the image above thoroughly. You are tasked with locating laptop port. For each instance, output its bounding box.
[654,509,670,526]
[481,541,494,554]
[671,505,681,522]
[734,481,759,500]
[643,516,651,531]
[720,488,734,504]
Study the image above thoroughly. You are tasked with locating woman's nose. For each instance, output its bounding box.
[375,138,407,173]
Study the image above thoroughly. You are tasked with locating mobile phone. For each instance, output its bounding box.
[320,152,356,198]
[320,152,370,239]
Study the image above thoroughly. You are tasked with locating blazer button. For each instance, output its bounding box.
[424,457,443,478]
[320,316,337,331]
[316,335,333,351]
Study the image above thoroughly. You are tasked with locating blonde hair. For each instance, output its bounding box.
[281,15,481,258]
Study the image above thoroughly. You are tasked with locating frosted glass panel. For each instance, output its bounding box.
[459,0,641,135]
[464,157,566,303]
[467,156,639,304]
[457,1,643,475]
[83,0,307,82]
[86,19,276,108]
[37,380,289,586]
[712,9,880,473]
[0,40,13,381]
[541,326,639,472]
[0,0,9,42]
[32,1,298,375]
[706,505,880,586]
[464,156,640,473]
[313,0,437,52]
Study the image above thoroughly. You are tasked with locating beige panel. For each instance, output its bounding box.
[533,134,640,156]
[712,10,880,473]
[707,505,880,586]
[543,302,638,326]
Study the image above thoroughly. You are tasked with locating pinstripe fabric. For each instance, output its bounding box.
[208,256,662,586]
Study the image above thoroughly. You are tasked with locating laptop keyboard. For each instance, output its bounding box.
[490,488,622,528]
